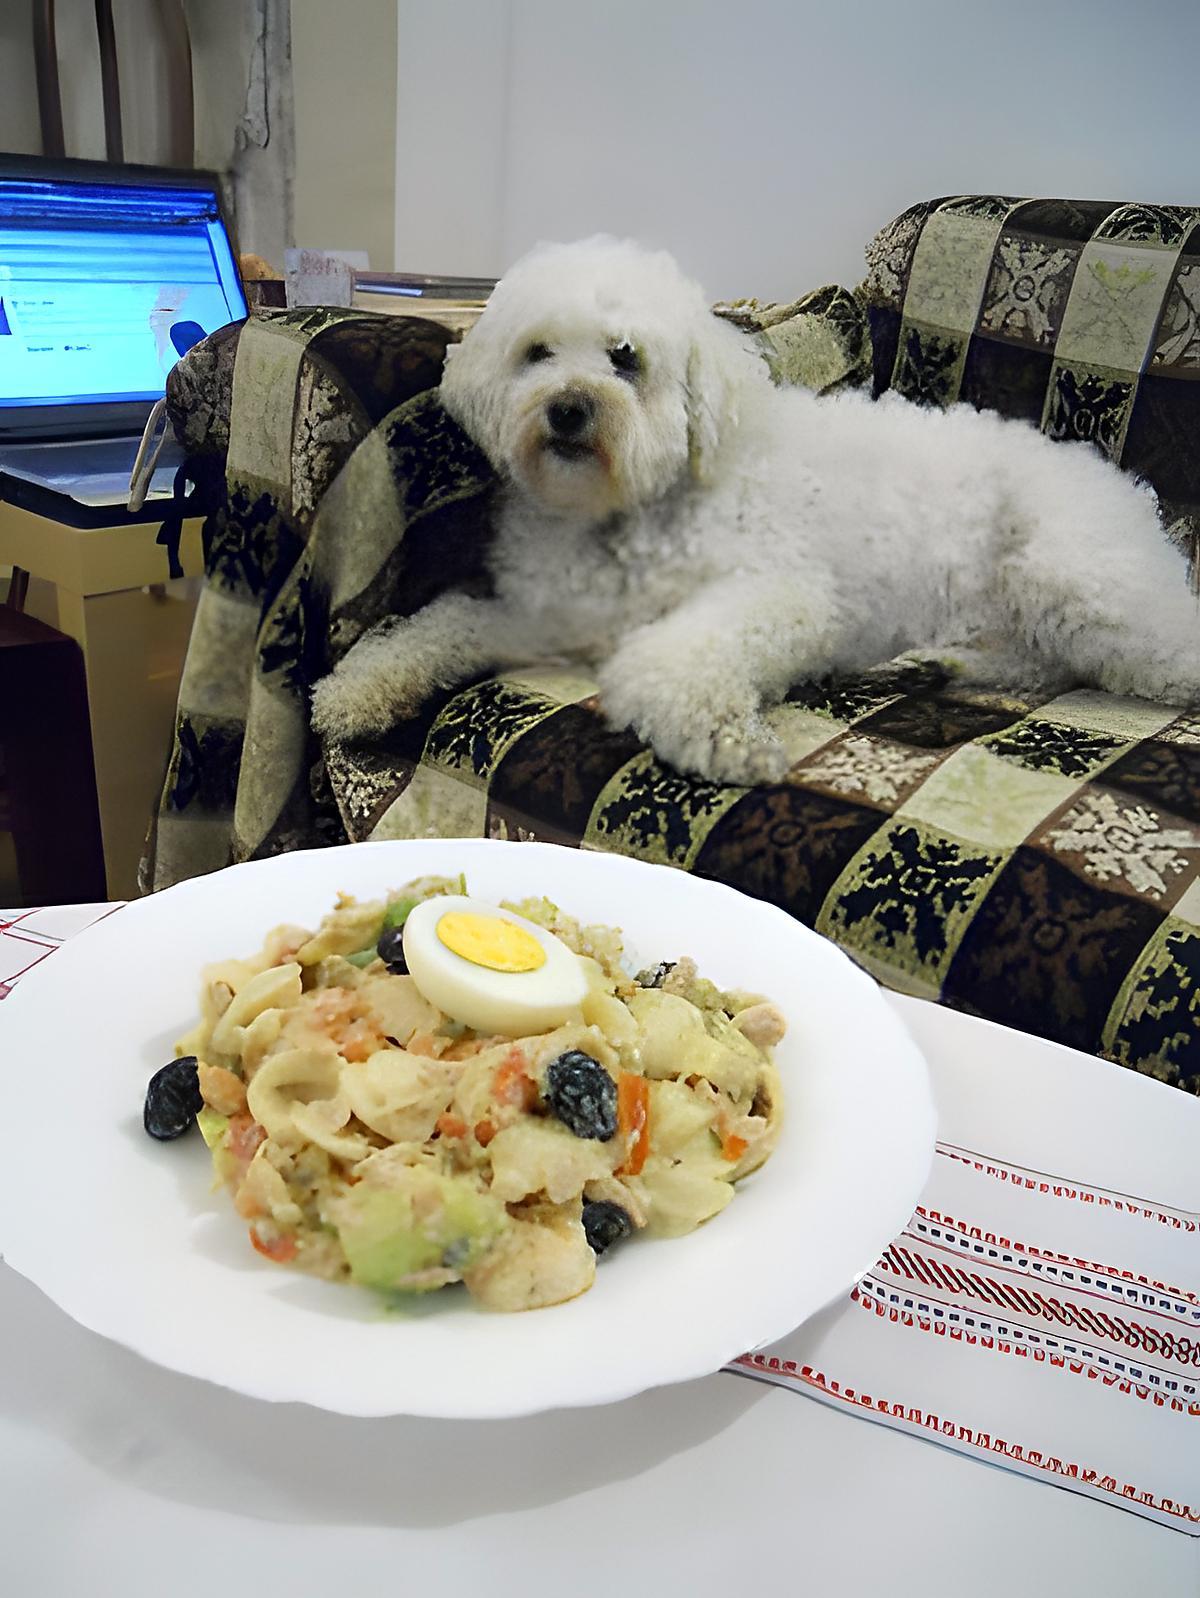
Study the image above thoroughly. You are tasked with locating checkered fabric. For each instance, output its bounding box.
[144,199,1200,1094]
[863,195,1200,573]
[144,307,491,887]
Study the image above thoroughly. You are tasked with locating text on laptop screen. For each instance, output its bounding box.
[0,176,246,407]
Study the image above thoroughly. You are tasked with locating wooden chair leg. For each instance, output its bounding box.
[0,608,106,904]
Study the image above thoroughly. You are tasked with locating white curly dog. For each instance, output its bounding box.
[312,236,1200,784]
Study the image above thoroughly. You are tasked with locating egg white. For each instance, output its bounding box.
[401,896,588,1036]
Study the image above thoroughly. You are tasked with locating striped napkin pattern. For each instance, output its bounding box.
[731,1142,1198,1533]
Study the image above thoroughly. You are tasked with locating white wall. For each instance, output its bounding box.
[396,0,1200,302]
[293,0,397,269]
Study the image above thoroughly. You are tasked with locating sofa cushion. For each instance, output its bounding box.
[860,195,1200,576]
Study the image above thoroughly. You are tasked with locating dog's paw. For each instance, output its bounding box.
[310,663,422,743]
[616,707,788,786]
[599,658,789,786]
[310,673,384,742]
[679,723,790,787]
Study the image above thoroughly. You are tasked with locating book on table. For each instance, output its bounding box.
[352,271,495,333]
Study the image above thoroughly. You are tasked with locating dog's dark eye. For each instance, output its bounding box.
[524,342,553,365]
[608,343,641,378]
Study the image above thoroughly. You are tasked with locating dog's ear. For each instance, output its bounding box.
[439,320,506,462]
[686,314,761,485]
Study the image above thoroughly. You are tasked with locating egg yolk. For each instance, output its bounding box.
[436,911,547,974]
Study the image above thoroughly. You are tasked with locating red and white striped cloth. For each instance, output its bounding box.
[3,902,1196,1533]
[0,903,124,999]
[732,1144,1198,1533]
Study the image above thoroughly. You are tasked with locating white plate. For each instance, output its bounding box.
[0,839,935,1418]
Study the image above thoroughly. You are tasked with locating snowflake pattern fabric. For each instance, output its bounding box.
[1045,367,1134,457]
[1045,792,1200,899]
[800,735,940,806]
[826,821,1004,972]
[1152,262,1200,369]
[980,235,1077,347]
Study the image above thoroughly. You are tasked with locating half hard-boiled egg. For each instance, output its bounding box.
[402,896,588,1036]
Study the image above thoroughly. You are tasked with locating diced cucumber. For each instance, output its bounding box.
[382,896,420,932]
[343,947,379,968]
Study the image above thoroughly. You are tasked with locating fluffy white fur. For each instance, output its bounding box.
[312,236,1200,784]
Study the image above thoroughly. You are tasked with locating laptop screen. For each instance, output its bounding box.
[0,171,246,410]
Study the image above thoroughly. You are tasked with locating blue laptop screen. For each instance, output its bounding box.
[0,176,246,408]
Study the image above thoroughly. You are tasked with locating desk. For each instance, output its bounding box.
[0,498,203,897]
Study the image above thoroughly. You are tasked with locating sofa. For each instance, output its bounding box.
[144,194,1200,1095]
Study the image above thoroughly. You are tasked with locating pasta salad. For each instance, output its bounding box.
[145,876,786,1312]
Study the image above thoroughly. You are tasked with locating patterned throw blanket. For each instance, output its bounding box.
[143,197,1200,1095]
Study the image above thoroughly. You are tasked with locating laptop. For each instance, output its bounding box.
[0,154,247,511]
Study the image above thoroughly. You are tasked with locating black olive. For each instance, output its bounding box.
[582,1200,633,1256]
[635,960,676,989]
[376,925,409,973]
[143,1055,203,1141]
[543,1051,618,1141]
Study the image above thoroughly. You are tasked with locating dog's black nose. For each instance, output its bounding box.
[547,395,594,437]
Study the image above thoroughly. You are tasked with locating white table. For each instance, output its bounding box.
[1,960,1197,1595]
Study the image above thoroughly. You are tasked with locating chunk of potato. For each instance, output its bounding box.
[487,1119,617,1204]
[627,990,758,1100]
[463,1211,595,1310]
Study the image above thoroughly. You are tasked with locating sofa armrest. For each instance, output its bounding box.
[165,308,456,491]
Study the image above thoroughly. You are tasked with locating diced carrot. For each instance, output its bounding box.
[617,1073,650,1176]
[249,1228,298,1263]
[436,1112,468,1140]
[721,1132,749,1162]
[340,1021,383,1063]
[474,1118,496,1147]
[226,1113,266,1173]
[493,1049,536,1109]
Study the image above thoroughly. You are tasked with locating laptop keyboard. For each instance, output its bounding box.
[0,438,142,476]
[0,436,185,505]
